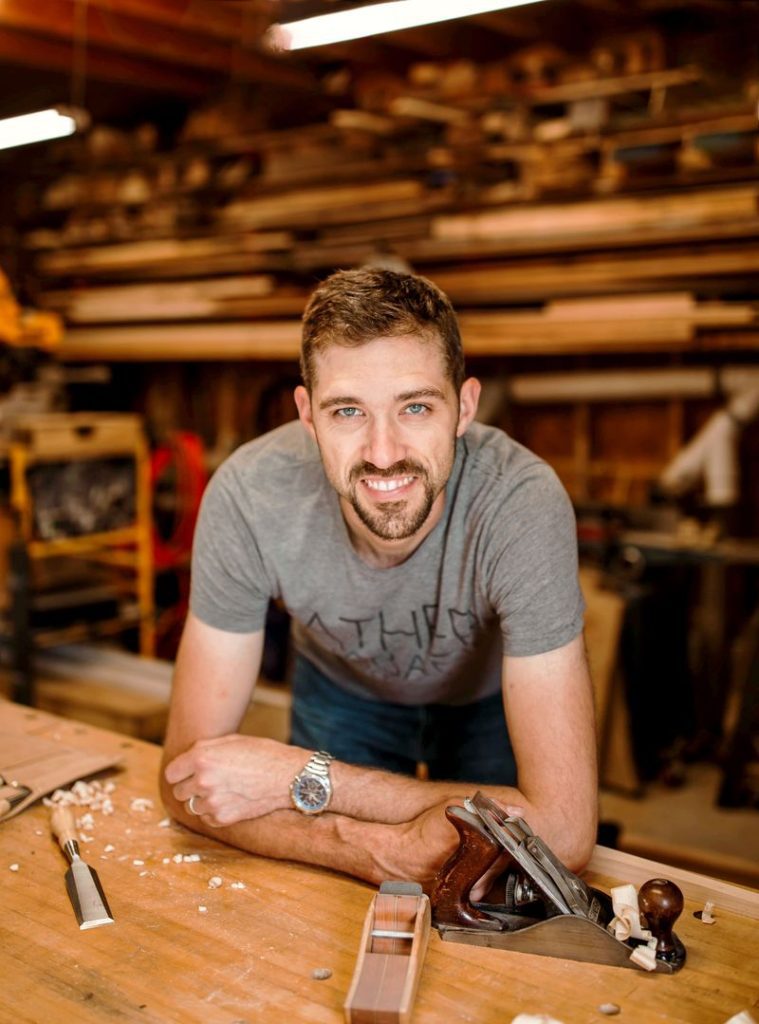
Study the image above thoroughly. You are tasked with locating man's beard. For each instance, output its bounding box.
[348,459,437,541]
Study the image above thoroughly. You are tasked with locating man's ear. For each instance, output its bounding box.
[294,385,316,439]
[456,377,481,436]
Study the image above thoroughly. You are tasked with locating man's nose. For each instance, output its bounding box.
[364,418,405,469]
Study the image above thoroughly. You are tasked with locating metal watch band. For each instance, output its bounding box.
[306,751,333,777]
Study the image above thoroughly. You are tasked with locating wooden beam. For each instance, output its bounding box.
[471,10,541,40]
[59,321,302,361]
[508,367,718,403]
[35,236,291,279]
[81,0,263,42]
[0,27,210,95]
[0,0,314,92]
[403,217,759,266]
[433,186,759,243]
[522,65,702,104]
[429,244,759,301]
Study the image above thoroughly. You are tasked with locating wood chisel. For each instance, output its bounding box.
[50,804,115,930]
[0,779,31,817]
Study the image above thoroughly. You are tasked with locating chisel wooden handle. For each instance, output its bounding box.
[0,784,32,818]
[50,804,80,851]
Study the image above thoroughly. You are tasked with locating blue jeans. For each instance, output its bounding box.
[290,656,517,785]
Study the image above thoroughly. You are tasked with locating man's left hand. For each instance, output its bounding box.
[164,735,303,826]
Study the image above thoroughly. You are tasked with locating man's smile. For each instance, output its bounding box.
[363,475,416,494]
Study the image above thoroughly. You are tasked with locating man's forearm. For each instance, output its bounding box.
[161,773,460,887]
[165,731,511,825]
[327,757,504,822]
[328,758,595,873]
[164,734,594,876]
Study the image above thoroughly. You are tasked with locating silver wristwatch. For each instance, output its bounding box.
[290,750,334,815]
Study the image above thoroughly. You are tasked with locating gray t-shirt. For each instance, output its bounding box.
[190,420,584,706]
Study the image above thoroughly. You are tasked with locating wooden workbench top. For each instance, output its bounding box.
[2,699,757,1024]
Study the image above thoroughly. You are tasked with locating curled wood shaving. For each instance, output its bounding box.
[629,945,657,971]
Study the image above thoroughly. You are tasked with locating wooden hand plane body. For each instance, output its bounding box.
[430,792,686,973]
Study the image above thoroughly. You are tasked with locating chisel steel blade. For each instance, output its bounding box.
[66,859,114,930]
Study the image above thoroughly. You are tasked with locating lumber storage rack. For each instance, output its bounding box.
[2,413,154,705]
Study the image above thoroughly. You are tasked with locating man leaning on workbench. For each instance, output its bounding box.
[160,267,598,887]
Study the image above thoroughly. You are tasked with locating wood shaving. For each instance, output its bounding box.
[598,1005,620,1016]
[511,1015,565,1024]
[629,944,657,971]
[230,881,246,890]
[208,876,223,889]
[9,863,19,871]
[130,798,154,812]
[158,817,171,828]
[104,844,115,853]
[45,780,115,815]
[133,859,145,866]
[608,883,652,942]
[311,968,332,980]
[198,905,207,913]
[700,900,716,924]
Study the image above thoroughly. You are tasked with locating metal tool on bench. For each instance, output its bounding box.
[430,791,686,972]
[0,776,32,817]
[50,804,115,930]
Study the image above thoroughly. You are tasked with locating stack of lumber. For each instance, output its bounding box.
[9,38,758,361]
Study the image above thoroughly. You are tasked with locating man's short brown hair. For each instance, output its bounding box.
[300,268,465,393]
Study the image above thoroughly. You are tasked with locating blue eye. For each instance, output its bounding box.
[405,403,428,415]
[335,407,361,418]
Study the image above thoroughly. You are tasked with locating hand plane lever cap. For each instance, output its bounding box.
[465,791,600,921]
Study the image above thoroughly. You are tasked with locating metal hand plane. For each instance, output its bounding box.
[430,792,686,972]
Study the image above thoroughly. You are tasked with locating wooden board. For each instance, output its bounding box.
[59,321,302,361]
[2,700,759,1024]
[430,244,759,302]
[10,412,144,461]
[433,185,759,241]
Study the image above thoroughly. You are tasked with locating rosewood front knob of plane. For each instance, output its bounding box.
[639,878,686,966]
[429,805,504,930]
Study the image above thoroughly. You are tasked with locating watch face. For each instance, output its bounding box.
[293,775,328,813]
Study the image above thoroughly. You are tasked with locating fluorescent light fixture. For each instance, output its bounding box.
[271,0,548,51]
[0,107,85,152]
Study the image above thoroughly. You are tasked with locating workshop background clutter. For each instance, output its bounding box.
[0,0,758,888]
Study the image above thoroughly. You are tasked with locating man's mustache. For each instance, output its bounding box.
[349,460,426,483]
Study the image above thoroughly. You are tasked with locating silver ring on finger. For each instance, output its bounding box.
[186,794,200,816]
